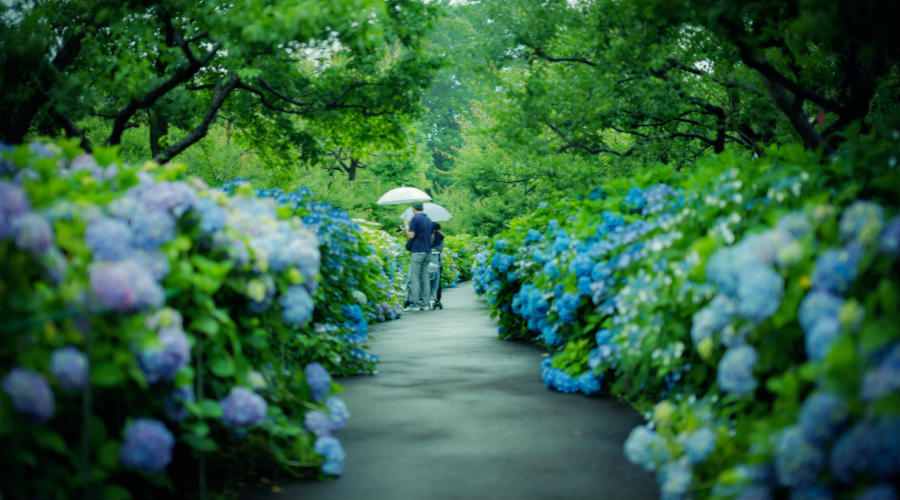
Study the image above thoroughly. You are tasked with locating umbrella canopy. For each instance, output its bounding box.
[400,202,452,222]
[376,186,432,205]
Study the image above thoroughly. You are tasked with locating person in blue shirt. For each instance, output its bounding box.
[404,203,433,311]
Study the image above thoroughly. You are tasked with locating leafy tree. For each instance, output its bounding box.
[0,0,440,163]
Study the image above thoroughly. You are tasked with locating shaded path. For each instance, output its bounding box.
[248,283,657,500]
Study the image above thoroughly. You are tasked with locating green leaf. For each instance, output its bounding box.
[100,485,132,500]
[98,440,121,469]
[190,316,220,337]
[34,428,67,454]
[92,362,125,386]
[210,355,235,377]
[181,433,219,452]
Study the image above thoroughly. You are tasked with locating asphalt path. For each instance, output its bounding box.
[246,282,658,500]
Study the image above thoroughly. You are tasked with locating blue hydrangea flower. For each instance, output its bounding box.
[164,385,195,422]
[830,423,872,483]
[195,197,227,233]
[84,217,135,261]
[524,229,542,243]
[839,200,884,246]
[577,275,592,297]
[11,212,54,255]
[659,458,693,500]
[879,216,900,256]
[305,362,332,402]
[858,484,899,500]
[861,342,900,400]
[49,346,88,391]
[691,294,735,346]
[735,265,784,322]
[128,180,197,217]
[118,418,174,473]
[326,396,349,432]
[624,425,666,471]
[577,372,602,395]
[716,345,758,396]
[683,427,716,464]
[556,292,580,323]
[811,247,860,294]
[280,285,315,325]
[304,410,332,436]
[789,485,834,500]
[623,187,646,212]
[2,367,55,422]
[774,425,825,487]
[868,416,900,480]
[130,209,175,249]
[220,387,267,427]
[315,435,345,476]
[138,327,191,384]
[541,365,578,393]
[735,485,772,500]
[798,392,848,444]
[776,212,812,239]
[570,253,594,277]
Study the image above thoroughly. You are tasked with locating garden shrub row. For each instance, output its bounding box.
[0,140,404,499]
[473,134,900,499]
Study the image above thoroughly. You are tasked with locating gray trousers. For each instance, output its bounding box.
[408,252,431,305]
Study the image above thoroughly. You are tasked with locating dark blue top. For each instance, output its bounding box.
[432,231,444,252]
[409,213,433,253]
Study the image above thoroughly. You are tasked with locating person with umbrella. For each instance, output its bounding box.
[404,203,433,311]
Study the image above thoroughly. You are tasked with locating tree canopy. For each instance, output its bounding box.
[0,0,439,163]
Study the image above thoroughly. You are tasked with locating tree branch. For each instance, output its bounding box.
[761,75,834,154]
[530,46,598,67]
[106,39,222,146]
[154,73,239,163]
[48,107,92,152]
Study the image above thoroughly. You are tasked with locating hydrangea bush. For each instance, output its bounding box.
[0,141,391,499]
[474,135,900,499]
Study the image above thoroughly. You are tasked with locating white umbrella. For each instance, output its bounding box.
[376,186,432,205]
[400,202,452,222]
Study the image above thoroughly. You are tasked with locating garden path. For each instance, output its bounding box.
[247,283,657,500]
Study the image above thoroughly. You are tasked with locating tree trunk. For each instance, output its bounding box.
[149,107,168,158]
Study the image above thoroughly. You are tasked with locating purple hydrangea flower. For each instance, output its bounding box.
[716,345,758,396]
[0,180,31,239]
[164,385,195,422]
[304,362,331,402]
[118,418,174,472]
[280,285,315,325]
[84,217,135,261]
[2,367,55,422]
[128,180,197,217]
[88,259,164,312]
[130,209,175,249]
[314,435,345,476]
[220,387,267,427]
[133,249,170,281]
[49,346,88,391]
[774,425,825,487]
[138,327,191,384]
[326,396,349,432]
[11,212,54,254]
[304,410,332,436]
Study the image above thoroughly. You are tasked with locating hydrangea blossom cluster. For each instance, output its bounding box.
[2,367,55,422]
[314,435,345,476]
[118,418,174,473]
[305,362,332,402]
[49,346,88,391]
[220,387,268,428]
[138,311,191,384]
[340,303,368,342]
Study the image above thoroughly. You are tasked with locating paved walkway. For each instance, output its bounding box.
[248,283,658,500]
